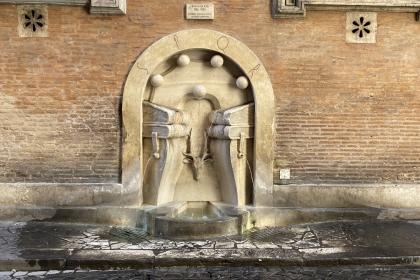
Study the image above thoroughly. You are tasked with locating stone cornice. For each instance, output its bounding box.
[0,0,126,14]
[272,0,420,19]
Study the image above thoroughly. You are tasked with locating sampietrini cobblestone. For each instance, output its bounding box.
[3,266,420,280]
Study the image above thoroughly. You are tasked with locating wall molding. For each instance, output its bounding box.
[2,182,420,210]
[0,0,126,14]
[272,0,420,19]
[90,0,126,15]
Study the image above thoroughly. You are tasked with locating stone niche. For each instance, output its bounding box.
[122,29,275,207]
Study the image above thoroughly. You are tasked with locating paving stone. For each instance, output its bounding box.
[254,242,278,249]
[126,245,142,250]
[109,243,124,250]
[0,271,13,277]
[214,242,235,249]
[45,270,61,275]
[34,267,419,280]
[27,271,47,276]
[11,271,28,277]
[236,242,257,249]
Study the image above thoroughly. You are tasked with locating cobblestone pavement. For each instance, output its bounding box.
[5,220,420,251]
[0,220,420,271]
[1,266,420,279]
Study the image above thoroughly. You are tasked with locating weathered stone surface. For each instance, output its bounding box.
[0,183,123,206]
[274,184,420,208]
[148,202,249,239]
[3,204,419,230]
[90,0,126,15]
[272,0,420,18]
[122,29,274,207]
[0,0,126,15]
[346,12,377,44]
[17,5,48,38]
[4,266,420,279]
[0,220,420,271]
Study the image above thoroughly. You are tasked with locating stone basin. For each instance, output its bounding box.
[147,201,249,240]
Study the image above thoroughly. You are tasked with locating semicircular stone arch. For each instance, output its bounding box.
[122,29,274,207]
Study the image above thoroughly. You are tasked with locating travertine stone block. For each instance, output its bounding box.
[346,12,377,44]
[123,29,275,207]
[90,0,126,15]
[272,0,420,19]
[1,0,126,15]
[17,5,48,37]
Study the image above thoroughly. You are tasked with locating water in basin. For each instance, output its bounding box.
[176,202,222,220]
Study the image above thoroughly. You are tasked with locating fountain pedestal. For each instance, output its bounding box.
[147,201,249,239]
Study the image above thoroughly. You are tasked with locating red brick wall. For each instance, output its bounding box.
[0,1,419,184]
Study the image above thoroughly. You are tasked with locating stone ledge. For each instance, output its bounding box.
[0,0,126,15]
[0,183,139,207]
[2,205,420,229]
[272,0,420,19]
[2,182,420,209]
[90,0,126,15]
[275,183,420,208]
[0,206,147,226]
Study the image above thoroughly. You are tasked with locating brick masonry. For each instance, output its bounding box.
[0,1,419,185]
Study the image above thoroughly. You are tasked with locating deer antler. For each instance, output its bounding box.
[186,128,192,153]
[201,131,212,162]
[183,129,194,163]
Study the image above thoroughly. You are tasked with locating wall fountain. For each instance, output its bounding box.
[122,29,275,238]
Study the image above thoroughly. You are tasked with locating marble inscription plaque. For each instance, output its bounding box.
[185,3,214,20]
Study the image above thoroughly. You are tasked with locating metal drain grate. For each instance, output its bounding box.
[107,227,149,244]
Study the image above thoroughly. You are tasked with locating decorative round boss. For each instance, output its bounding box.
[150,74,164,87]
[177,54,190,67]
[192,85,207,99]
[210,55,224,68]
[236,76,249,89]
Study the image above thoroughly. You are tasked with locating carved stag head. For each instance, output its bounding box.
[182,152,212,180]
[182,131,213,181]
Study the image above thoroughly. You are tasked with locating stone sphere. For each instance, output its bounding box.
[177,54,190,67]
[210,55,224,68]
[236,76,249,90]
[150,74,164,87]
[192,85,207,99]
